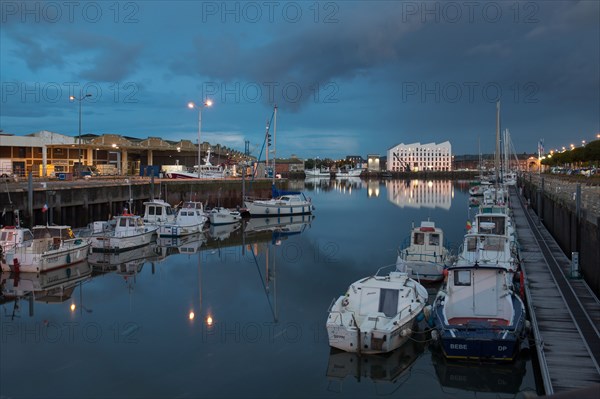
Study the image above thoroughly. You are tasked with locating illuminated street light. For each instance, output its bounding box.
[69,91,92,170]
[188,99,213,178]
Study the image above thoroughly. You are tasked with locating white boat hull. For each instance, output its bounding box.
[208,208,242,225]
[1,240,91,273]
[244,200,312,216]
[158,223,203,237]
[90,228,157,252]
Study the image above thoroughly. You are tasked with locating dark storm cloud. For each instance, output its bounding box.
[170,4,421,110]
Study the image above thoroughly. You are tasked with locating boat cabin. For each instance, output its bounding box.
[443,266,513,326]
[143,200,176,224]
[0,226,33,250]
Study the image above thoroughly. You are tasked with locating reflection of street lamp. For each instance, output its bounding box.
[188,99,213,178]
[69,91,92,167]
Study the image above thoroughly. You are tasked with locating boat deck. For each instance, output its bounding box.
[509,186,600,395]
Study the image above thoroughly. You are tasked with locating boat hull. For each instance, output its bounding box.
[326,318,415,354]
[90,229,157,253]
[435,329,520,361]
[244,201,312,216]
[1,241,90,273]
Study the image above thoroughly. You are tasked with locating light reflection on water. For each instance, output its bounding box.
[0,179,540,398]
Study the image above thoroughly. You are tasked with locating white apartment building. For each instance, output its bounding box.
[387,141,452,172]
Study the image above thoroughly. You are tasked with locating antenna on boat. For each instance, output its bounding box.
[272,105,277,186]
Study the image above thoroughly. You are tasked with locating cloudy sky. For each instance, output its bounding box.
[1,1,598,159]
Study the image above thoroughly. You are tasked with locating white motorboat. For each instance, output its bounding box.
[431,263,528,361]
[207,207,242,225]
[396,220,453,283]
[305,167,331,178]
[1,225,90,273]
[0,224,33,255]
[89,214,158,253]
[326,265,429,354]
[159,201,208,237]
[335,165,363,178]
[142,199,176,225]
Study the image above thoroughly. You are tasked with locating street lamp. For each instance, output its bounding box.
[69,91,92,169]
[188,99,213,178]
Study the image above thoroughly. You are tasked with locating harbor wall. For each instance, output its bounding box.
[0,178,275,229]
[521,177,600,297]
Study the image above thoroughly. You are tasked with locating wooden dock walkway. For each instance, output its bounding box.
[509,186,600,395]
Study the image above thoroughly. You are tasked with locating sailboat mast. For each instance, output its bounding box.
[495,101,501,185]
[273,106,278,183]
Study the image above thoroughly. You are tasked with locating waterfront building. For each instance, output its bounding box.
[367,154,381,172]
[0,131,248,177]
[387,141,452,172]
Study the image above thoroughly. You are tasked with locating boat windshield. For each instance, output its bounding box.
[378,288,399,317]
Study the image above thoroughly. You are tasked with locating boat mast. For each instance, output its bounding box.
[272,105,277,185]
[495,101,501,186]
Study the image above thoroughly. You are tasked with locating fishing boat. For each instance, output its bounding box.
[335,163,363,178]
[159,201,208,237]
[1,225,90,273]
[89,214,158,253]
[395,220,453,283]
[305,166,331,178]
[166,148,228,179]
[0,224,33,255]
[207,207,242,225]
[326,265,429,354]
[431,263,528,361]
[142,199,176,226]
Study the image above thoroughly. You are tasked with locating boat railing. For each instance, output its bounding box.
[374,264,398,277]
[399,250,446,263]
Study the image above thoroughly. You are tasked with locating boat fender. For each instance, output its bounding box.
[342,297,349,307]
[431,329,439,341]
[416,311,425,322]
[66,254,71,264]
[400,328,411,337]
[12,258,20,274]
[265,208,270,214]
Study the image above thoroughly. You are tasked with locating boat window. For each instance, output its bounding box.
[378,289,399,317]
[414,233,424,245]
[156,207,163,216]
[467,237,477,252]
[148,207,155,216]
[0,232,9,240]
[454,270,471,286]
[24,230,33,241]
[429,234,440,246]
[120,218,127,227]
[180,211,187,216]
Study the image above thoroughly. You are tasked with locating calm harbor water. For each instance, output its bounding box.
[1,179,542,398]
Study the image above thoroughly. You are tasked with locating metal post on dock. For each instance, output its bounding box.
[570,252,581,278]
[27,172,33,224]
[540,177,544,222]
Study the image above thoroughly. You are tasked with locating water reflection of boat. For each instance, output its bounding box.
[209,222,241,241]
[157,233,206,256]
[244,214,314,235]
[431,346,528,394]
[0,261,92,311]
[88,242,159,273]
[326,336,426,394]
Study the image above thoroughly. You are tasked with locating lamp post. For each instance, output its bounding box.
[188,99,213,178]
[69,91,92,169]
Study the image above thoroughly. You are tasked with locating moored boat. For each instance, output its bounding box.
[326,265,429,354]
[431,263,528,361]
[89,214,158,253]
[159,201,207,237]
[1,225,90,273]
[395,220,453,283]
[207,207,242,225]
